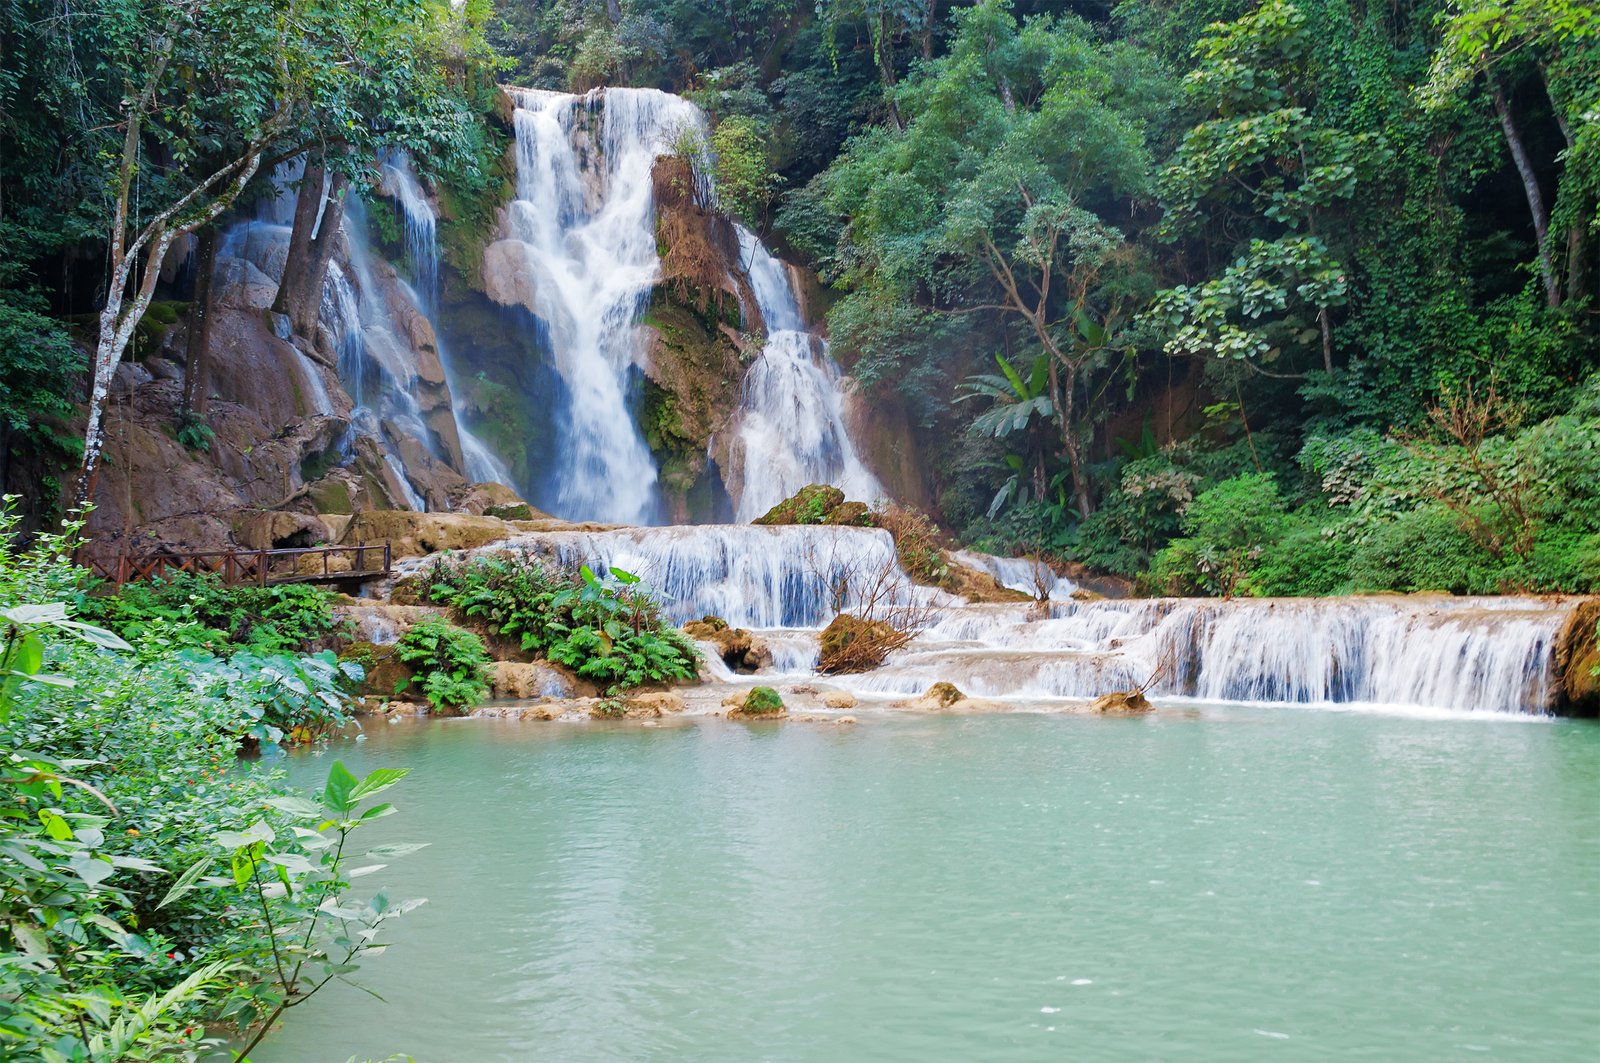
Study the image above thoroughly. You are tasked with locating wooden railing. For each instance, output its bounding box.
[83,542,392,588]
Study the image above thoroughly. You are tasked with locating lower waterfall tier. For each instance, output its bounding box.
[467,525,1580,715]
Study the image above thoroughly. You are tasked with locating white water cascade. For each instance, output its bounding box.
[503,87,707,523]
[722,228,884,521]
[319,201,441,510]
[481,524,1576,715]
[379,154,515,487]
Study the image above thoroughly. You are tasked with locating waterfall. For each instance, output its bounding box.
[474,525,1572,714]
[501,87,707,523]
[497,524,935,629]
[722,228,884,521]
[379,154,516,488]
[321,200,442,509]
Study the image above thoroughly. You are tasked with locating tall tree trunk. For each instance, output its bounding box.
[1540,62,1588,303]
[181,225,219,418]
[875,15,903,131]
[1490,79,1560,308]
[272,163,347,336]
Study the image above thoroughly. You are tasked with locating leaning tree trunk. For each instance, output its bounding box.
[180,225,219,419]
[272,163,348,337]
[1491,78,1560,308]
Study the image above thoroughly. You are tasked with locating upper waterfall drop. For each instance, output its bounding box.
[378,153,515,488]
[720,228,884,522]
[502,87,703,524]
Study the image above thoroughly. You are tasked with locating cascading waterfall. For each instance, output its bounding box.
[502,87,707,523]
[480,525,1574,714]
[321,199,442,509]
[379,154,515,487]
[722,228,884,521]
[501,524,938,629]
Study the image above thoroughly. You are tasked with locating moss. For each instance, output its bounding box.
[753,484,845,526]
[132,300,190,359]
[740,686,785,715]
[307,478,354,514]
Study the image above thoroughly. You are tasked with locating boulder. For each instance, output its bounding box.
[489,661,595,700]
[729,685,786,718]
[215,257,278,309]
[482,239,540,311]
[754,483,846,526]
[624,691,686,715]
[817,613,903,674]
[452,481,544,521]
[341,642,416,701]
[822,691,857,709]
[891,684,1006,713]
[1092,690,1152,714]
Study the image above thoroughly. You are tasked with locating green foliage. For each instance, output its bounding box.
[425,553,699,694]
[1149,473,1290,596]
[0,513,409,1060]
[80,571,346,656]
[711,115,782,225]
[394,618,493,713]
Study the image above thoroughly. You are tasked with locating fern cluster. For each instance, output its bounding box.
[394,618,493,713]
[425,552,699,693]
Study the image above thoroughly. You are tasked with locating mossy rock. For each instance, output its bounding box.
[740,686,785,715]
[683,615,729,634]
[754,484,847,526]
[817,613,903,674]
[485,502,535,521]
[924,681,966,707]
[824,500,874,526]
[340,641,416,700]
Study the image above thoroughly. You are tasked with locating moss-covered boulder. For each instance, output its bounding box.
[754,484,847,526]
[739,686,785,715]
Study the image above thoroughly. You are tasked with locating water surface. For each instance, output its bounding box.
[255,708,1600,1061]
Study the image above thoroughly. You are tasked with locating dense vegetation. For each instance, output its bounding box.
[0,0,1594,597]
[425,552,701,692]
[0,512,417,1059]
[489,0,1598,595]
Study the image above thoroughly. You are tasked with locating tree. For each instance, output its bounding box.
[76,0,300,506]
[1147,0,1386,375]
[825,0,1171,516]
[1427,0,1600,306]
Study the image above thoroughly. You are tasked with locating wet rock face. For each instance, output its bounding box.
[683,616,770,672]
[1555,599,1600,716]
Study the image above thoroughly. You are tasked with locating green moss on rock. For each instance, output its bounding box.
[741,686,785,715]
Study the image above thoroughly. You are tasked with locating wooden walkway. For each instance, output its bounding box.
[84,543,392,589]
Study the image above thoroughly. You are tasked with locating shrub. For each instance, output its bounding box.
[394,618,493,713]
[426,553,699,694]
[1149,473,1290,597]
[0,514,413,1060]
[80,571,346,654]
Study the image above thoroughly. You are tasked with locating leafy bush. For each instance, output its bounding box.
[426,553,698,694]
[394,618,492,713]
[80,571,347,655]
[0,515,413,1060]
[1148,473,1290,596]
